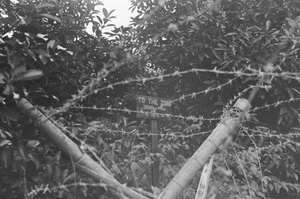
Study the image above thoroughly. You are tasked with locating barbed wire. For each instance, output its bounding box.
[57,97,300,141]
[27,182,113,197]
[250,97,300,112]
[170,76,239,104]
[68,106,220,122]
[8,1,300,198]
[67,68,240,105]
[72,125,213,138]
[59,66,300,126]
[240,125,300,149]
[70,68,300,104]
[67,0,228,108]
[58,83,300,126]
[228,84,273,106]
[43,2,300,196]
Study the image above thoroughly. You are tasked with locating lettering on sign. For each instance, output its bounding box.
[136,95,172,119]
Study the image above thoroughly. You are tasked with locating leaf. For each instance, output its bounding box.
[21,16,32,25]
[63,173,76,183]
[12,64,26,78]
[277,114,283,125]
[286,143,296,152]
[0,107,20,121]
[14,69,44,81]
[37,13,62,24]
[290,87,300,96]
[0,17,18,26]
[291,127,300,131]
[56,45,66,50]
[103,18,109,24]
[151,186,161,195]
[145,156,152,163]
[27,140,40,148]
[131,162,140,171]
[266,20,271,30]
[7,51,21,68]
[35,3,55,9]
[19,4,35,12]
[96,2,104,6]
[31,22,47,33]
[0,147,12,169]
[28,154,40,169]
[33,49,50,57]
[28,90,48,100]
[24,49,36,61]
[212,50,222,61]
[47,40,57,49]
[2,83,14,95]
[53,164,62,182]
[66,51,74,55]
[214,101,226,106]
[103,8,109,18]
[0,139,11,148]
[39,55,48,65]
[17,142,28,160]
[0,73,7,84]
[61,168,69,180]
[105,24,115,27]
[280,107,286,115]
[286,17,296,28]
[108,9,115,17]
[96,16,103,24]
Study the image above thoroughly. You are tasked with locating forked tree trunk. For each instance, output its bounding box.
[16,98,148,199]
[158,98,251,199]
[17,97,251,199]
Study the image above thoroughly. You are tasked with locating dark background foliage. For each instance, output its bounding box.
[1,0,300,198]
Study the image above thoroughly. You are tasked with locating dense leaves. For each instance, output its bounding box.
[127,0,300,198]
[1,0,300,199]
[0,0,119,198]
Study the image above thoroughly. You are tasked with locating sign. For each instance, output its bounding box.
[136,95,171,119]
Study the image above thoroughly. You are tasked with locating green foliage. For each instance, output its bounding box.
[126,0,300,198]
[2,0,300,198]
[0,0,120,198]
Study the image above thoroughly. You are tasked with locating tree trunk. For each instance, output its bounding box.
[159,98,251,199]
[16,98,148,199]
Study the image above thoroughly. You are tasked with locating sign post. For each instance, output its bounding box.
[151,120,159,187]
[136,95,171,188]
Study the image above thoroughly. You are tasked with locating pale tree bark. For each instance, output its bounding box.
[159,98,251,199]
[16,98,148,199]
